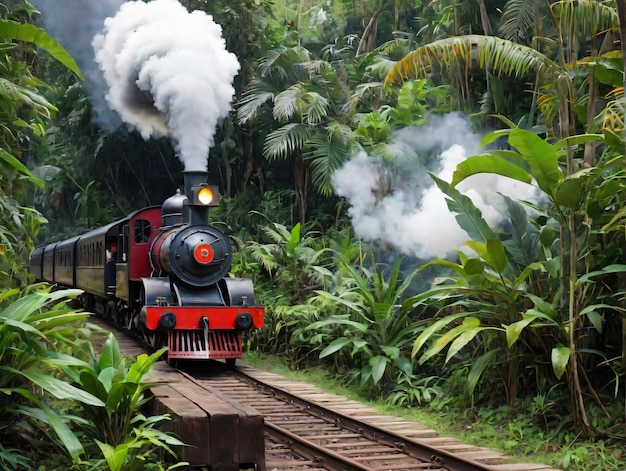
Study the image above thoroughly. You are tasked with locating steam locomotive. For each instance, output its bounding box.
[29,171,264,366]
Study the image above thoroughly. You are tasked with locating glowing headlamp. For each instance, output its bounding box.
[191,184,220,206]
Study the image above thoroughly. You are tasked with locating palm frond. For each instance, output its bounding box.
[273,85,303,122]
[263,123,312,161]
[257,47,289,80]
[261,222,292,244]
[236,79,276,124]
[344,81,383,115]
[246,243,277,272]
[499,0,536,45]
[258,45,311,81]
[385,35,565,86]
[301,58,331,78]
[552,0,618,41]
[302,92,329,125]
[304,131,351,196]
[501,195,540,271]
[326,122,356,142]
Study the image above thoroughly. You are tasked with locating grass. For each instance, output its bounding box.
[243,351,626,471]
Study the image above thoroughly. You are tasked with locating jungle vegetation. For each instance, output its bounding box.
[2,0,626,469]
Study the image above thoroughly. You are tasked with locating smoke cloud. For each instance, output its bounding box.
[332,114,540,259]
[93,0,240,170]
[31,0,126,129]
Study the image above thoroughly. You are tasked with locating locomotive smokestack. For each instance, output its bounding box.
[183,171,208,198]
[183,170,210,225]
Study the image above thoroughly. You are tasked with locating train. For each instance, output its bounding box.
[29,170,264,366]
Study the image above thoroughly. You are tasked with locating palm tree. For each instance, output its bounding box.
[237,44,356,225]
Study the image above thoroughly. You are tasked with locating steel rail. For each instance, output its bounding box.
[233,370,499,471]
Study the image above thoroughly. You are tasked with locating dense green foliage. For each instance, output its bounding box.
[2,0,626,469]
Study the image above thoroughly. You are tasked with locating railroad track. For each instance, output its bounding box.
[88,316,556,471]
[183,363,554,471]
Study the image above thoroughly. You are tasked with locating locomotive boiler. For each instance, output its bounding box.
[29,171,264,366]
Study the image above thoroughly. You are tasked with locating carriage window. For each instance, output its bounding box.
[134,219,151,244]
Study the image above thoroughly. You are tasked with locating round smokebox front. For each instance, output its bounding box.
[168,225,232,287]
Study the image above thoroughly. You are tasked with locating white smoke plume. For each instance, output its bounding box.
[93,0,240,170]
[332,114,540,259]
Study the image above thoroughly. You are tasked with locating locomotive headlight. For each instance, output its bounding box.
[191,184,220,206]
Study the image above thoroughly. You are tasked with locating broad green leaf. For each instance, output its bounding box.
[4,318,44,337]
[509,128,563,194]
[380,346,400,359]
[579,304,616,334]
[526,294,558,320]
[98,366,117,392]
[554,169,596,208]
[583,310,603,334]
[99,333,123,370]
[480,126,516,147]
[506,316,535,348]
[21,403,84,462]
[369,355,388,384]
[551,343,570,379]
[445,327,483,363]
[319,338,352,358]
[393,356,413,377]
[451,154,532,188]
[463,258,484,275]
[539,226,556,246]
[421,317,481,363]
[578,264,626,284]
[79,370,108,401]
[603,128,623,148]
[512,262,546,289]
[0,148,43,186]
[412,312,468,357]
[431,174,495,243]
[127,350,163,384]
[554,134,603,149]
[289,223,301,249]
[96,440,128,471]
[106,382,136,410]
[486,238,507,273]
[0,19,83,79]
[5,368,105,406]
[467,349,500,396]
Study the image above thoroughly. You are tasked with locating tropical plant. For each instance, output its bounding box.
[237,43,357,225]
[0,284,95,468]
[0,1,84,277]
[66,332,186,470]
[247,221,333,303]
[303,257,427,396]
[410,126,626,434]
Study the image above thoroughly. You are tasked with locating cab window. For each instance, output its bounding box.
[134,220,151,244]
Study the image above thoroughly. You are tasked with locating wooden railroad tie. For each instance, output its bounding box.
[148,362,265,471]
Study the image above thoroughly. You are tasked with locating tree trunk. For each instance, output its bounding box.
[294,153,308,226]
[476,0,491,35]
[356,9,381,56]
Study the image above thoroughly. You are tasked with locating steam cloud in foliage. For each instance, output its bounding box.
[93,0,240,171]
[332,114,540,259]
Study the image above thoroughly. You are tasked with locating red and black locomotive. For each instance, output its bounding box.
[29,171,264,366]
